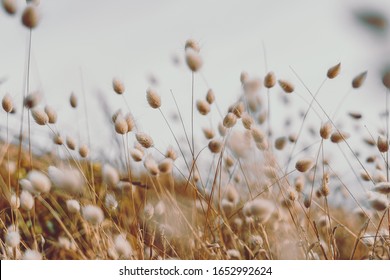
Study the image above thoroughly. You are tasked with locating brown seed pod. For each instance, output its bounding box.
[206,89,215,104]
[66,136,76,150]
[382,70,390,89]
[373,182,390,194]
[377,135,389,153]
[275,136,287,150]
[114,116,128,135]
[320,121,332,139]
[165,146,177,161]
[136,132,154,148]
[202,127,215,139]
[278,79,294,93]
[264,71,276,88]
[70,92,77,108]
[2,93,13,113]
[196,100,210,115]
[2,0,18,15]
[124,113,135,132]
[53,134,63,145]
[146,88,161,109]
[130,148,143,162]
[223,112,237,128]
[158,158,173,173]
[21,4,39,29]
[185,49,202,72]
[24,91,41,109]
[330,130,350,143]
[112,78,125,94]
[352,71,367,89]
[327,62,341,79]
[184,39,200,53]
[230,102,245,118]
[241,112,253,130]
[295,157,315,173]
[44,105,57,124]
[79,144,89,158]
[31,108,48,125]
[208,139,223,153]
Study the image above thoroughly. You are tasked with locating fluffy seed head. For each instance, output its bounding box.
[202,127,215,139]
[2,0,18,15]
[112,78,125,94]
[165,146,177,161]
[66,136,76,150]
[184,39,200,52]
[69,92,77,108]
[206,89,215,104]
[320,121,332,139]
[20,190,34,211]
[294,175,305,192]
[124,113,135,132]
[330,130,350,143]
[377,135,389,153]
[5,226,20,248]
[31,108,48,125]
[27,170,51,193]
[114,115,128,134]
[82,205,104,225]
[373,182,390,194]
[114,234,133,258]
[79,144,89,158]
[275,137,287,150]
[146,88,161,109]
[352,71,368,89]
[112,109,123,123]
[185,48,202,72]
[44,105,57,124]
[196,100,210,115]
[136,132,154,148]
[369,195,389,211]
[24,91,41,109]
[49,166,84,195]
[10,194,20,209]
[320,173,330,196]
[102,164,119,188]
[264,71,276,88]
[208,139,223,153]
[22,249,42,260]
[22,4,39,29]
[130,149,143,162]
[66,199,80,214]
[278,79,294,93]
[241,112,253,129]
[230,102,245,118]
[223,112,237,128]
[2,93,13,113]
[295,157,315,173]
[382,70,390,89]
[327,62,341,79]
[158,158,173,173]
[244,199,275,224]
[144,157,159,176]
[251,126,265,143]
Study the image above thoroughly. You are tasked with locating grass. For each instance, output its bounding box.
[0,2,389,260]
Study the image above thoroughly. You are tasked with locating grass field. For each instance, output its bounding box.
[0,1,389,260]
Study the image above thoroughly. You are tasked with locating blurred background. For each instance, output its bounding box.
[0,0,389,168]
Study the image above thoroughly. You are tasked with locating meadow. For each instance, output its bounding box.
[0,1,389,260]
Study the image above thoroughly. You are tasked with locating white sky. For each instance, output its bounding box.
[0,0,389,171]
